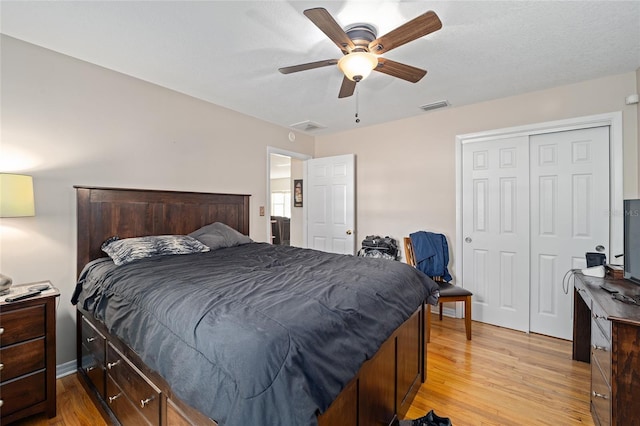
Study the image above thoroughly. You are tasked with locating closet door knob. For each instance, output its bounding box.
[465,237,472,243]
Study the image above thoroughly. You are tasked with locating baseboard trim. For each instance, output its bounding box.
[56,359,77,378]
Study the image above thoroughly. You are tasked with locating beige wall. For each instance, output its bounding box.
[315,72,639,276]
[0,35,314,366]
[637,67,640,189]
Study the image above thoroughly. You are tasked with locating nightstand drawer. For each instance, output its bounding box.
[0,338,45,382]
[0,305,45,347]
[0,370,46,416]
[107,343,160,426]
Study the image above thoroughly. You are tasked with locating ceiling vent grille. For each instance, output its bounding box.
[289,120,327,132]
[419,100,450,112]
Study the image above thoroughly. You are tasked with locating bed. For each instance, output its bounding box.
[73,186,438,426]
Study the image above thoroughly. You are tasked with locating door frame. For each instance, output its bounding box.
[455,111,623,316]
[266,147,312,245]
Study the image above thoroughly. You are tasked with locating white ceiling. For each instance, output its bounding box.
[2,1,639,135]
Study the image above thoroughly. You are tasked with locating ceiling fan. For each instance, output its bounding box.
[279,8,442,98]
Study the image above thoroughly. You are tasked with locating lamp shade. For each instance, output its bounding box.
[338,52,379,82]
[0,173,35,217]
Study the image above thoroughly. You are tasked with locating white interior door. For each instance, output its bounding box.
[306,154,356,255]
[529,127,610,340]
[462,136,531,332]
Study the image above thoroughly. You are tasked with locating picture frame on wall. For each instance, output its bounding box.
[294,179,303,207]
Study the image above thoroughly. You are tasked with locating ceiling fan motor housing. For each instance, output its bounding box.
[343,23,377,51]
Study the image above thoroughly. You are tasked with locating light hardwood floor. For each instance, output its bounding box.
[13,317,594,426]
[404,316,594,425]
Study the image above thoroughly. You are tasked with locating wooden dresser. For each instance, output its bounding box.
[0,282,59,425]
[573,273,640,426]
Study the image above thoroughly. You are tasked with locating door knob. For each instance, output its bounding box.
[595,245,605,252]
[465,237,472,243]
[346,230,352,235]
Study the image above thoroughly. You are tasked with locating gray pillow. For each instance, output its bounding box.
[189,222,251,250]
[102,235,210,266]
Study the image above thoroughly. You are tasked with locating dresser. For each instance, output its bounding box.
[0,282,59,425]
[573,274,640,426]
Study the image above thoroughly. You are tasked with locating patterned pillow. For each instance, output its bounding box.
[102,235,210,266]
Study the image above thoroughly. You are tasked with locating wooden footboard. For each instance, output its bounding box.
[77,303,426,426]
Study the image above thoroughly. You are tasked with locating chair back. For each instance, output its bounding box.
[403,237,445,283]
[403,237,416,267]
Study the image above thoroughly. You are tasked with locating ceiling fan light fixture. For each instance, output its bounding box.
[338,52,378,82]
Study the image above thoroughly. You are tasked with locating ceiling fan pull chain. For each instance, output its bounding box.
[355,86,360,123]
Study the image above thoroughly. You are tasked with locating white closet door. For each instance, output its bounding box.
[462,136,531,332]
[530,127,610,340]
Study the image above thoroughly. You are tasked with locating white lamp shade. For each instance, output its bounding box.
[338,52,379,82]
[0,173,35,217]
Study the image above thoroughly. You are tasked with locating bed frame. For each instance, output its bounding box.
[74,186,427,426]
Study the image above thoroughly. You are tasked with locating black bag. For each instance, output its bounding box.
[359,235,398,259]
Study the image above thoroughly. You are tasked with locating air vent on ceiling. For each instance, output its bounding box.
[419,100,450,112]
[289,120,327,132]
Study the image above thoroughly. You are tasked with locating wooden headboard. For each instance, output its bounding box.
[75,186,250,276]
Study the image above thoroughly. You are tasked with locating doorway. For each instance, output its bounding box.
[267,147,311,247]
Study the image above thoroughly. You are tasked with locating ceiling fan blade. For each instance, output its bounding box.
[304,8,356,54]
[279,59,338,74]
[338,76,356,98]
[374,58,427,83]
[368,11,442,55]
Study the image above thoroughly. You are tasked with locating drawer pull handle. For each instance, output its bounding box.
[108,393,122,404]
[0,399,3,407]
[0,327,4,335]
[0,363,4,371]
[86,336,97,343]
[592,391,609,400]
[140,396,156,408]
[107,360,121,370]
[592,344,607,351]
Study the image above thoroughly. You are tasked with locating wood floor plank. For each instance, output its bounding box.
[404,315,594,425]
[12,316,594,425]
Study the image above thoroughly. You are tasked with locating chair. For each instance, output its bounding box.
[403,236,472,341]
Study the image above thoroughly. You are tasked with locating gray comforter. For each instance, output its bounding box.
[76,243,439,426]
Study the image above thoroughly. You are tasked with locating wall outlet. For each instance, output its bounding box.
[259,206,265,216]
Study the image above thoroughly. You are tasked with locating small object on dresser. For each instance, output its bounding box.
[600,284,619,294]
[28,283,50,291]
[5,289,42,302]
[606,264,624,279]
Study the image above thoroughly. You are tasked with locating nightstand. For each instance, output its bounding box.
[0,281,60,424]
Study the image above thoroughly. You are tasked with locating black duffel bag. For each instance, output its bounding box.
[358,235,398,260]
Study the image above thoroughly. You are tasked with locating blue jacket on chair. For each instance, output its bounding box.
[409,231,452,282]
